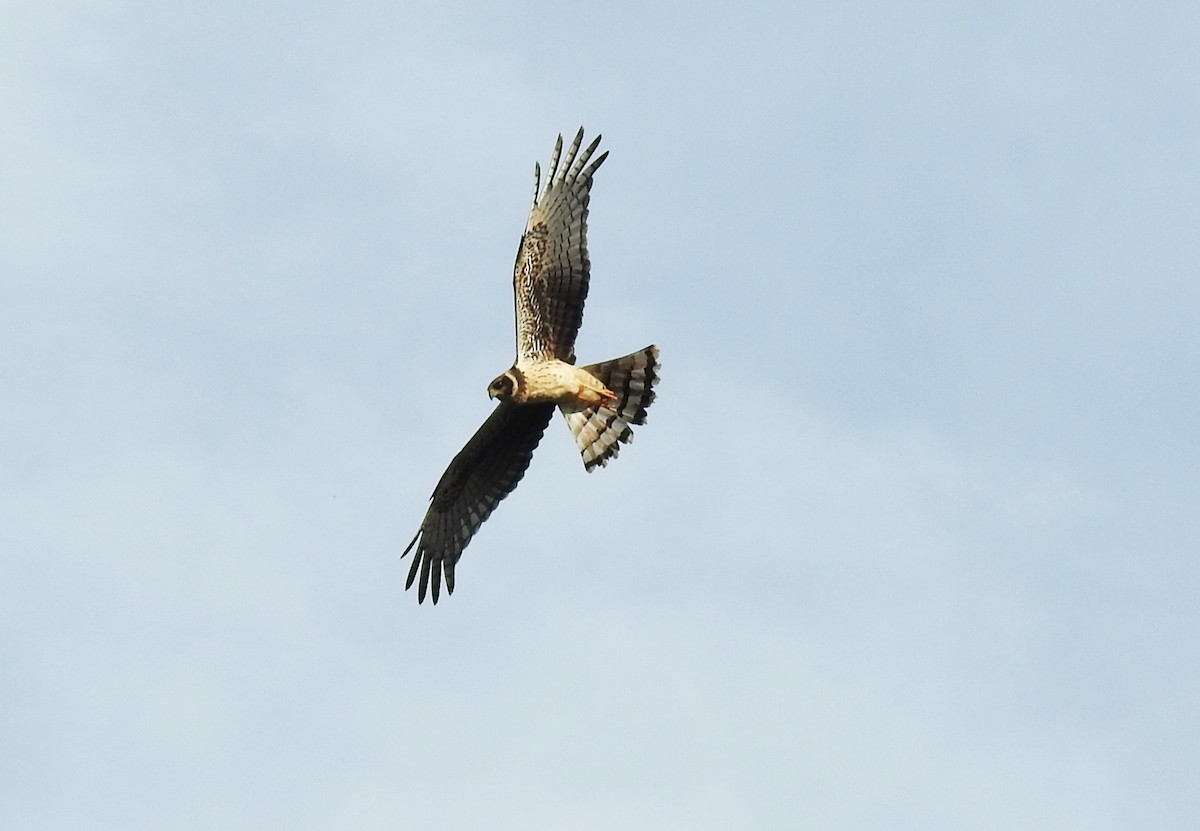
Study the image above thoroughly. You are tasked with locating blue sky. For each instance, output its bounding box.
[3,1,1198,828]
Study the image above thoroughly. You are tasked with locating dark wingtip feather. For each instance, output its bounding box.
[404,534,422,591]
[401,530,420,559]
[418,553,433,604]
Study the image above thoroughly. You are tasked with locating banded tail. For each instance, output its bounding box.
[562,345,660,471]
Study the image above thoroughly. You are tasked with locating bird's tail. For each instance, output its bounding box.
[562,345,660,472]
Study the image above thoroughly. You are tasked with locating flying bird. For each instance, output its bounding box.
[402,128,660,604]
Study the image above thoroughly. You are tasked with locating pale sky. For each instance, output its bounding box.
[3,2,1198,828]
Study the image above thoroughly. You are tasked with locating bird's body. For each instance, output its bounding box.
[401,128,660,604]
[493,359,617,409]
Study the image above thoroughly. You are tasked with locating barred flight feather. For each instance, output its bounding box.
[562,345,660,471]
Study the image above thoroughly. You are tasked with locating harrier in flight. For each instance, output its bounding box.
[402,128,660,604]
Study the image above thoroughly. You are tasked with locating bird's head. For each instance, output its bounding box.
[487,372,516,401]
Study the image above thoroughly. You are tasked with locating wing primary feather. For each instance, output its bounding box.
[558,127,584,187]
[402,529,420,560]
[403,531,421,589]
[582,148,609,183]
[418,545,433,603]
[569,133,603,183]
[545,133,565,191]
[430,557,442,604]
[531,161,541,208]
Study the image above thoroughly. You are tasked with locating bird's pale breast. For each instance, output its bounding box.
[515,359,609,409]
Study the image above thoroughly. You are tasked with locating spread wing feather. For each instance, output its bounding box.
[513,128,609,363]
[563,345,660,471]
[402,402,555,604]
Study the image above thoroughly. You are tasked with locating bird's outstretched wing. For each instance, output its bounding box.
[513,128,609,364]
[402,402,555,604]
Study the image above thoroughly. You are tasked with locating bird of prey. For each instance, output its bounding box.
[402,128,660,604]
